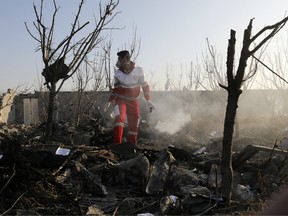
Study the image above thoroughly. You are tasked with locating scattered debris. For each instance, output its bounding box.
[1,120,288,215]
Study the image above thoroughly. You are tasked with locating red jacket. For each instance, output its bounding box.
[109,64,151,102]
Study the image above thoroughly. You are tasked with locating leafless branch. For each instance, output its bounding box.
[249,17,288,55]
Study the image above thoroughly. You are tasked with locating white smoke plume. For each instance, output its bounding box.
[146,92,193,135]
[155,107,191,134]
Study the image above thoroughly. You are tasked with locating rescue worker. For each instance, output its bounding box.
[104,50,155,147]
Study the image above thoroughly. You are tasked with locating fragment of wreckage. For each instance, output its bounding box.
[88,153,150,188]
[233,144,288,168]
[159,185,219,215]
[145,149,175,194]
[75,161,108,196]
[164,163,221,214]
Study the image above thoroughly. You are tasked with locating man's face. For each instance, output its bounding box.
[117,57,130,69]
[118,57,129,64]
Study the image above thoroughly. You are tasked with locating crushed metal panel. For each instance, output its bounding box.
[23,98,39,125]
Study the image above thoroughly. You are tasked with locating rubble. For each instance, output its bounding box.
[1,120,288,215]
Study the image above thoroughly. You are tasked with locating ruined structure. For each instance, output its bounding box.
[0,89,15,124]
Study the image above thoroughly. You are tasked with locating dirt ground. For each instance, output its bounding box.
[1,117,288,215]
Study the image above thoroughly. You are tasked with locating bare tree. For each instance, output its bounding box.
[203,38,263,91]
[164,60,203,91]
[203,39,227,91]
[220,16,288,205]
[25,0,119,137]
[119,25,141,60]
[260,36,288,89]
[165,72,171,91]
[147,71,159,90]
[177,64,184,90]
[102,40,113,91]
[72,60,94,127]
[186,60,204,90]
[164,65,180,90]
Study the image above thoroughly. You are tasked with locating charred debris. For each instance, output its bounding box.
[1,117,288,215]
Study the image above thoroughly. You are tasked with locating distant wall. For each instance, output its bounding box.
[4,89,288,128]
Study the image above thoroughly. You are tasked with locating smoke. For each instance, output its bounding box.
[146,92,193,135]
[146,91,225,139]
[145,90,288,145]
[155,107,191,134]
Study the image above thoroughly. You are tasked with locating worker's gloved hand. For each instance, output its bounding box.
[146,100,156,113]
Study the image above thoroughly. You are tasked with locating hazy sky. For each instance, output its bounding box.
[1,0,288,93]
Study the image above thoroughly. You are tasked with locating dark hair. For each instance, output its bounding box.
[117,50,130,60]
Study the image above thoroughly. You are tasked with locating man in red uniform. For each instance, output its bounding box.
[105,50,155,147]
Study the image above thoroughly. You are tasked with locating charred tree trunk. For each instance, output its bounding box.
[210,15,288,206]
[234,113,240,138]
[42,58,70,137]
[220,17,288,205]
[220,23,251,205]
[46,81,56,137]
[220,29,237,205]
[221,88,241,203]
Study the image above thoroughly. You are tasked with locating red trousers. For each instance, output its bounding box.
[113,99,140,145]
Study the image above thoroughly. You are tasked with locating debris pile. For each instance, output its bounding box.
[1,120,288,215]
